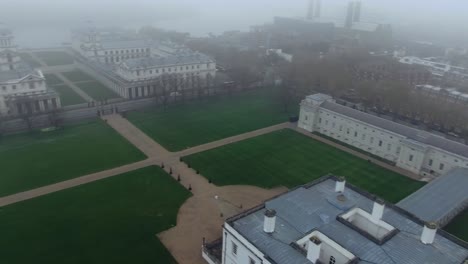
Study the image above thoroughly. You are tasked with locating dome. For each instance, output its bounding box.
[0,23,12,36]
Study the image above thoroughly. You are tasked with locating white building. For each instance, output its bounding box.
[71,26,216,99]
[298,94,468,176]
[0,24,60,116]
[202,175,468,264]
[398,56,468,82]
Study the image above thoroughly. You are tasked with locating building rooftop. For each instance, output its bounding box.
[122,52,213,70]
[398,168,468,226]
[321,100,468,158]
[228,176,468,264]
[0,62,38,83]
[100,39,152,50]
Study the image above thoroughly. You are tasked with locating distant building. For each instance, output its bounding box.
[352,58,432,85]
[398,56,468,84]
[307,0,322,20]
[271,17,335,45]
[298,94,468,176]
[0,24,61,117]
[203,175,468,264]
[415,84,468,105]
[345,1,362,28]
[71,26,216,100]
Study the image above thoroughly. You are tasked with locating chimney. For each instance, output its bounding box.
[263,209,277,234]
[371,198,385,221]
[421,222,438,245]
[335,177,346,193]
[307,236,322,263]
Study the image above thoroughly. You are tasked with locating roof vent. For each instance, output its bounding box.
[263,209,277,234]
[335,177,346,193]
[421,222,438,245]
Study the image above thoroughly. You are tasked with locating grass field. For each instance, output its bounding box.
[0,166,190,264]
[44,73,64,86]
[44,73,85,106]
[19,53,41,67]
[444,210,468,242]
[0,120,146,196]
[62,70,95,82]
[34,51,74,66]
[76,81,119,101]
[52,84,86,106]
[126,89,298,151]
[183,129,425,203]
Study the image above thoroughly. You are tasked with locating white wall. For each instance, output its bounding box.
[222,224,271,264]
[298,95,468,176]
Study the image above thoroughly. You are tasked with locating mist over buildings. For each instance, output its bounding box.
[0,0,467,48]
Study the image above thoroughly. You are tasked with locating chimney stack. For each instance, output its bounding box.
[307,236,322,263]
[335,177,346,193]
[421,222,438,245]
[371,198,385,221]
[263,209,277,234]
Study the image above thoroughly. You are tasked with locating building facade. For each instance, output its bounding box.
[298,94,468,176]
[0,24,61,117]
[71,26,216,100]
[203,176,468,264]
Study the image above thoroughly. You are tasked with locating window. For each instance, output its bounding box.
[354,131,358,137]
[305,116,308,121]
[379,140,383,147]
[325,120,329,125]
[249,257,256,264]
[231,242,238,255]
[12,85,16,90]
[362,134,366,140]
[329,256,336,264]
[428,159,433,166]
[346,128,350,135]
[439,163,445,170]
[2,86,6,91]
[409,155,414,162]
[370,137,374,144]
[387,144,391,151]
[29,82,35,89]
[319,118,322,124]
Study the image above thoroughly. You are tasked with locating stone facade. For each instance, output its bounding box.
[298,94,468,176]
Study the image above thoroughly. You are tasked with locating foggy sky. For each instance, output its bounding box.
[1,0,467,47]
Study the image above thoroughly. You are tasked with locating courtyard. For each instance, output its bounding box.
[62,70,120,101]
[33,51,75,66]
[0,120,145,196]
[44,73,86,106]
[126,88,297,151]
[0,166,190,264]
[183,128,425,203]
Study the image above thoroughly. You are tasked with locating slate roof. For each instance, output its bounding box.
[321,101,468,158]
[123,52,213,70]
[229,177,468,264]
[398,168,468,225]
[0,62,37,83]
[100,39,152,50]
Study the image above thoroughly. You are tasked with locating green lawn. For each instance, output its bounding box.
[0,166,190,264]
[44,73,64,86]
[19,53,41,67]
[76,81,119,101]
[34,51,74,66]
[0,120,146,196]
[62,70,95,82]
[126,89,298,151]
[444,210,468,242]
[52,84,86,106]
[183,129,425,203]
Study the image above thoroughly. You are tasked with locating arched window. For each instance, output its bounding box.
[329,256,336,264]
